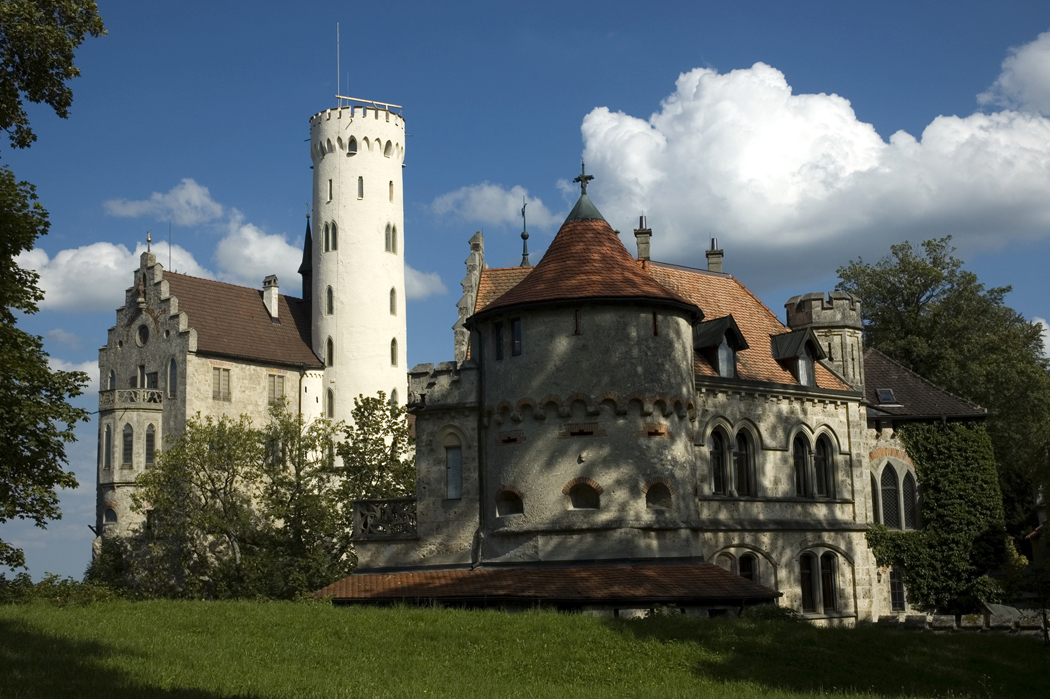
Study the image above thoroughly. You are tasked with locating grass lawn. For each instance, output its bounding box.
[0,601,1046,698]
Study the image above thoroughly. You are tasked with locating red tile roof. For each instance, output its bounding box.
[165,272,323,368]
[473,219,699,319]
[317,562,780,603]
[473,261,851,392]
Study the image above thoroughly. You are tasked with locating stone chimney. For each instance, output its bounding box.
[706,238,724,273]
[263,275,279,320]
[633,216,651,261]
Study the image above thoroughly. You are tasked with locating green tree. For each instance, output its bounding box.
[837,237,1050,538]
[867,422,1007,613]
[0,1,104,569]
[336,392,415,502]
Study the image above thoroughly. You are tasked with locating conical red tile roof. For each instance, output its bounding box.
[473,202,699,320]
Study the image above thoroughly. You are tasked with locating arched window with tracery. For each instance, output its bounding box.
[122,424,134,466]
[903,472,918,529]
[881,467,900,528]
[711,431,728,495]
[793,435,810,496]
[734,431,754,496]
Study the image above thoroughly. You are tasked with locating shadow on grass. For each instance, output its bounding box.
[604,616,1049,698]
[0,618,259,699]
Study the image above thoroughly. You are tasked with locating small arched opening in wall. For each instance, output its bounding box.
[384,140,393,157]
[495,487,524,517]
[348,137,357,155]
[563,477,602,510]
[642,477,673,510]
[712,544,778,589]
[104,507,117,524]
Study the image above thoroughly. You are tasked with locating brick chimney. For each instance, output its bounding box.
[263,275,279,320]
[633,216,651,261]
[706,238,724,273]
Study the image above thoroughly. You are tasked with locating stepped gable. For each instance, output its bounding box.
[316,562,780,605]
[165,273,323,368]
[864,349,986,419]
[647,262,852,391]
[472,195,699,320]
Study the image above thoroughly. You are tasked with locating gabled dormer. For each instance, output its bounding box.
[693,315,749,378]
[771,327,827,387]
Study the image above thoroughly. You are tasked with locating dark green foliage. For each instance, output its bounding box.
[866,422,1007,613]
[336,392,415,501]
[0,168,87,569]
[0,1,105,150]
[0,572,118,606]
[837,237,1050,538]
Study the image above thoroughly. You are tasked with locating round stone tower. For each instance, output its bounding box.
[309,101,407,420]
[785,291,864,391]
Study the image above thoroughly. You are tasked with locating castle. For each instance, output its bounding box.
[97,100,986,622]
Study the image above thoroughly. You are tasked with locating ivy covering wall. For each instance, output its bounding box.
[866,421,1007,614]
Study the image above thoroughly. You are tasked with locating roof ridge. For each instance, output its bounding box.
[865,348,986,413]
[166,271,305,303]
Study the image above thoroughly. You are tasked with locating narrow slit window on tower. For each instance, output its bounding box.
[574,309,582,335]
[167,360,177,397]
[392,226,397,253]
[390,338,398,367]
[326,338,334,367]
[324,223,330,252]
[385,224,392,252]
[327,179,333,202]
[357,176,364,199]
[122,424,134,466]
[494,322,504,360]
[108,370,115,390]
[104,425,112,469]
[331,222,338,250]
[145,424,155,466]
[652,312,659,336]
[389,288,397,315]
[511,318,522,356]
[326,286,334,315]
[389,180,393,202]
[326,389,334,419]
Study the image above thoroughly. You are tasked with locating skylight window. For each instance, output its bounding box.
[876,388,898,404]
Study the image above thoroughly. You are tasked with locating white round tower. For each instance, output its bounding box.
[309,101,407,421]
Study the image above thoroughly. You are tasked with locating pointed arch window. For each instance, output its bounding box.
[122,424,134,466]
[348,137,357,154]
[820,553,837,611]
[168,359,177,397]
[390,338,398,367]
[444,433,462,500]
[145,425,156,466]
[108,370,116,390]
[814,437,833,498]
[734,431,754,496]
[357,176,364,199]
[330,222,338,250]
[793,435,810,497]
[903,472,918,529]
[871,473,880,524]
[385,224,392,252]
[326,286,334,315]
[326,338,334,367]
[800,553,816,612]
[389,288,396,315]
[326,389,334,419]
[711,431,728,495]
[324,223,330,252]
[881,467,900,529]
[389,180,393,202]
[391,225,398,253]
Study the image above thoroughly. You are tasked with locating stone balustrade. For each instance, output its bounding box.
[99,388,164,409]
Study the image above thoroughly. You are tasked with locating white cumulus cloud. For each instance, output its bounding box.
[104,178,224,226]
[979,30,1050,115]
[578,57,1050,289]
[1034,317,1050,358]
[44,328,81,351]
[405,265,447,300]
[48,358,98,395]
[16,241,211,312]
[432,183,559,229]
[213,211,303,290]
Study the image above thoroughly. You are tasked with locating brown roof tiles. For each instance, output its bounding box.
[165,272,322,368]
[864,349,985,419]
[316,562,780,603]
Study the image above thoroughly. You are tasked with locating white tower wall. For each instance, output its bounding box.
[310,104,407,421]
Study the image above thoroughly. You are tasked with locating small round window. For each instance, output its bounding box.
[137,325,149,346]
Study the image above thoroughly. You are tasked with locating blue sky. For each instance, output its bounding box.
[6,1,1050,579]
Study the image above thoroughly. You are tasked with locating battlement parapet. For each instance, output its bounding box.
[407,360,479,411]
[786,291,862,330]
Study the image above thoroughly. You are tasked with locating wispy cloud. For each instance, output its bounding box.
[47,358,98,395]
[44,328,82,351]
[104,178,224,226]
[432,183,559,229]
[405,265,447,300]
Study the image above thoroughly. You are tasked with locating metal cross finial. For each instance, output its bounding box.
[521,196,528,232]
[519,196,531,267]
[573,161,594,195]
[146,230,151,252]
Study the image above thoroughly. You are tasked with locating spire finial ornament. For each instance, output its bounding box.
[519,196,531,267]
[146,230,151,252]
[573,160,594,195]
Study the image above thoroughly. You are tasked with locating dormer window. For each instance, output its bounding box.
[693,315,748,378]
[771,328,827,387]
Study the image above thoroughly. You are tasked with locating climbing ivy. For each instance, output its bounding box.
[866,421,1007,614]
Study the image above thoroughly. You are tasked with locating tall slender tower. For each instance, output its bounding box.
[308,100,407,421]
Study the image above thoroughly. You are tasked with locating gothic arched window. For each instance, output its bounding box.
[390,338,397,367]
[326,287,334,315]
[326,389,334,419]
[389,288,396,315]
[330,222,338,250]
[881,467,901,529]
[145,424,155,466]
[385,223,391,252]
[711,431,728,495]
[168,359,177,397]
[122,424,133,466]
[348,137,357,154]
[391,226,398,253]
[734,431,754,496]
[324,223,330,252]
[793,435,810,497]
[814,437,833,498]
[444,433,462,500]
[326,338,334,367]
[903,472,918,529]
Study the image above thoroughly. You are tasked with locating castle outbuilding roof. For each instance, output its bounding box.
[166,272,323,368]
[316,561,780,606]
[863,349,986,420]
[471,195,701,322]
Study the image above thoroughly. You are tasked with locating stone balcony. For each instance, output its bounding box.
[99,388,165,411]
[352,497,418,541]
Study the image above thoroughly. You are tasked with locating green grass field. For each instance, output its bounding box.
[0,601,1046,698]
